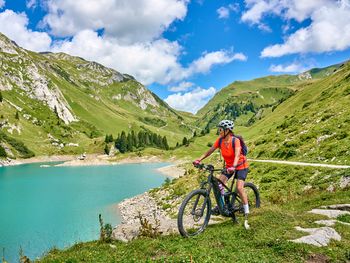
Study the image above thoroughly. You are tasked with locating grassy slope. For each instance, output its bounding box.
[241,62,350,164]
[37,160,350,262]
[36,61,350,262]
[0,42,195,156]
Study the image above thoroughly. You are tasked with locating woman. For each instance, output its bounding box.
[193,119,250,229]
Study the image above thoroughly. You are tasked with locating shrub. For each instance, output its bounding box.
[0,145,7,157]
[163,177,171,187]
[302,101,312,109]
[0,132,34,158]
[137,211,161,238]
[98,214,113,243]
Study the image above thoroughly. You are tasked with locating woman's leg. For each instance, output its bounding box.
[236,179,248,205]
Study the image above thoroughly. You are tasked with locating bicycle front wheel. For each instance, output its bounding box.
[177,189,211,237]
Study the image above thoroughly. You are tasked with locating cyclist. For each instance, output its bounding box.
[193,120,250,229]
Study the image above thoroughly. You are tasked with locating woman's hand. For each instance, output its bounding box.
[227,166,235,174]
[193,159,201,166]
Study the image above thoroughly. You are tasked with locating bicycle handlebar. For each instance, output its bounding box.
[193,163,222,172]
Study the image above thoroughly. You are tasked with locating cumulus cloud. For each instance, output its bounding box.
[26,0,37,9]
[51,31,246,85]
[269,63,307,73]
[168,81,194,92]
[188,51,247,75]
[0,9,51,52]
[261,2,350,57]
[0,1,247,86]
[164,87,216,113]
[217,7,230,19]
[217,3,240,19]
[241,0,350,57]
[42,0,189,43]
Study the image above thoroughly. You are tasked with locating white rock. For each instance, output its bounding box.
[339,176,350,189]
[303,185,312,191]
[309,209,350,218]
[320,204,350,211]
[326,184,335,192]
[292,226,341,247]
[67,143,79,147]
[315,220,337,226]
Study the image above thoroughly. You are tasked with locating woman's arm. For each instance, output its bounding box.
[197,146,216,162]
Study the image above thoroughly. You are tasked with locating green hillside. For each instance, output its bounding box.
[0,33,195,158]
[37,161,350,262]
[242,61,350,164]
[196,62,345,131]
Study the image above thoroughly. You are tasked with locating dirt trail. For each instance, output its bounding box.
[249,159,350,169]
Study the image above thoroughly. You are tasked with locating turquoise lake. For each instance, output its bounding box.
[0,162,170,262]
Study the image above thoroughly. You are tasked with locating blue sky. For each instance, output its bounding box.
[1,0,350,113]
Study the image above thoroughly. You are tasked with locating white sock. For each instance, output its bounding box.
[243,204,249,214]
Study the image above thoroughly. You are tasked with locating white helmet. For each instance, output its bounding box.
[217,120,234,131]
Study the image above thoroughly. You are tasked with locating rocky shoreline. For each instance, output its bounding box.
[112,192,178,242]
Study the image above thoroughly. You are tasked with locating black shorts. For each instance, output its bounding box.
[223,168,248,181]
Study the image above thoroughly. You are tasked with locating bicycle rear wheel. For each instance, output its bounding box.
[177,189,211,237]
[232,182,260,213]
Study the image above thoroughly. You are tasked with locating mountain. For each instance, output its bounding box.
[0,33,194,157]
[193,59,349,164]
[243,60,350,164]
[196,61,345,131]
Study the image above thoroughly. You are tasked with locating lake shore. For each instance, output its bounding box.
[1,154,187,178]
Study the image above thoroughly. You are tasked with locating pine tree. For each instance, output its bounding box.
[15,111,19,120]
[104,144,110,155]
[0,145,7,157]
[0,91,3,102]
[127,133,133,151]
[182,137,188,146]
[105,134,109,143]
[131,130,137,147]
[193,131,197,137]
[118,131,127,153]
[162,136,169,150]
[145,133,150,146]
[152,133,158,146]
[138,131,144,147]
[54,106,59,118]
[157,135,162,147]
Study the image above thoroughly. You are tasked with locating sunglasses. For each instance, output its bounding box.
[218,127,225,132]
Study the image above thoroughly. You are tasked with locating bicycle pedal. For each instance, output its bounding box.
[211,206,220,216]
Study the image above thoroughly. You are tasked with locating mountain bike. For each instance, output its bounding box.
[177,163,260,237]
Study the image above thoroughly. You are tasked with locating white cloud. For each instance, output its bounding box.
[261,2,350,57]
[26,0,37,9]
[164,87,216,113]
[228,3,240,13]
[168,81,194,92]
[0,0,5,9]
[269,63,306,73]
[51,31,246,85]
[217,3,240,19]
[42,0,189,43]
[0,10,51,52]
[241,0,350,57]
[187,50,247,75]
[217,7,230,19]
[0,1,247,86]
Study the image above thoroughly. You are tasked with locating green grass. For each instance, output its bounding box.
[35,160,350,262]
[36,187,350,262]
[0,36,196,157]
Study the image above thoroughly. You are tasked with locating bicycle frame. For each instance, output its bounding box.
[199,166,240,217]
